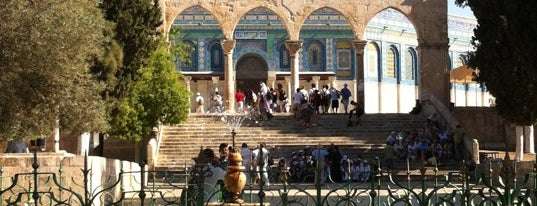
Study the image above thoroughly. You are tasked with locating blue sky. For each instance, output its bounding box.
[448,1,475,18]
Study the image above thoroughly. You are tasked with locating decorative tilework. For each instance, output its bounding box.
[326,39,333,71]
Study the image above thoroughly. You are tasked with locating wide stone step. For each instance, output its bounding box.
[156,113,429,169]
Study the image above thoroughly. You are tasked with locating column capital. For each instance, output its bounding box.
[211,76,220,84]
[183,76,192,82]
[312,76,321,82]
[352,40,367,55]
[285,40,303,56]
[221,39,236,54]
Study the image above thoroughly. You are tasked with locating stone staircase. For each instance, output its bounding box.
[155,112,447,172]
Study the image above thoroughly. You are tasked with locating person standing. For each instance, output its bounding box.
[340,84,352,114]
[292,88,303,120]
[212,92,223,113]
[252,143,271,186]
[195,92,205,113]
[240,143,253,184]
[276,83,288,113]
[329,86,340,113]
[236,89,245,113]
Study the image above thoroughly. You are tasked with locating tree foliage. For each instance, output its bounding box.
[0,0,108,140]
[110,41,190,141]
[96,0,191,141]
[99,0,163,99]
[455,0,537,125]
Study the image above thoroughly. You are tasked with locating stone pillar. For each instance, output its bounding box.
[515,126,524,161]
[328,76,336,88]
[417,41,450,104]
[212,76,220,93]
[54,120,60,152]
[78,132,91,155]
[311,76,320,90]
[268,75,276,89]
[524,125,535,154]
[352,40,367,105]
[284,76,292,100]
[285,40,303,93]
[184,76,193,113]
[222,39,236,113]
[472,139,480,164]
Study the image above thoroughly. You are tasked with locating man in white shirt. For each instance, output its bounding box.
[195,92,205,113]
[293,88,304,120]
[252,143,271,186]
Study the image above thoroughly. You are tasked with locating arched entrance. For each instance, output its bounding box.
[235,54,268,92]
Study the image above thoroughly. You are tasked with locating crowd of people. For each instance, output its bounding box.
[381,114,466,171]
[194,81,364,129]
[291,83,364,128]
[279,143,372,183]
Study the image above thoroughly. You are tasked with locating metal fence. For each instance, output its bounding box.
[1,151,537,206]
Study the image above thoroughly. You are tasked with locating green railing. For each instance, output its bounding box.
[1,151,536,205]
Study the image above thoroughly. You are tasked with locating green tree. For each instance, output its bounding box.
[99,0,163,99]
[0,0,108,140]
[110,41,190,141]
[96,1,192,142]
[455,0,537,125]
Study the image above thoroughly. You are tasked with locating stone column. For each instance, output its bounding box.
[524,125,535,154]
[268,76,276,89]
[222,39,236,113]
[285,40,303,93]
[352,40,367,105]
[54,120,60,152]
[417,41,450,104]
[184,76,193,113]
[328,76,336,88]
[211,76,220,93]
[311,76,320,90]
[515,126,524,161]
[284,76,292,99]
[78,132,91,155]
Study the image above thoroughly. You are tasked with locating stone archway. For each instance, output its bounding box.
[235,54,268,92]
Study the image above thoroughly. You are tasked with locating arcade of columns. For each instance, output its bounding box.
[161,0,450,113]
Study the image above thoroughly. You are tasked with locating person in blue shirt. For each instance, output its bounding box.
[340,84,352,114]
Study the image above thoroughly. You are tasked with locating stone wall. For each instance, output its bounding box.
[0,152,143,205]
[452,107,516,150]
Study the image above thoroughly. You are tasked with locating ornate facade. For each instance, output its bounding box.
[160,0,485,113]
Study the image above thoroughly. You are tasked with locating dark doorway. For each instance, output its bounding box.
[235,54,268,92]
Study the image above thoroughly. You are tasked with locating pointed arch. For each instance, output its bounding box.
[170,6,224,34]
[365,42,380,81]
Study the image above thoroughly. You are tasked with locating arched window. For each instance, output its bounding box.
[307,41,323,71]
[210,42,224,70]
[385,47,397,79]
[403,49,416,81]
[366,42,379,79]
[280,43,290,69]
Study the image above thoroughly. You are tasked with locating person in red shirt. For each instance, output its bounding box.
[236,89,245,113]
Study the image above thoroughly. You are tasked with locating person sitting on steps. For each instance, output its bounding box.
[348,100,364,126]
